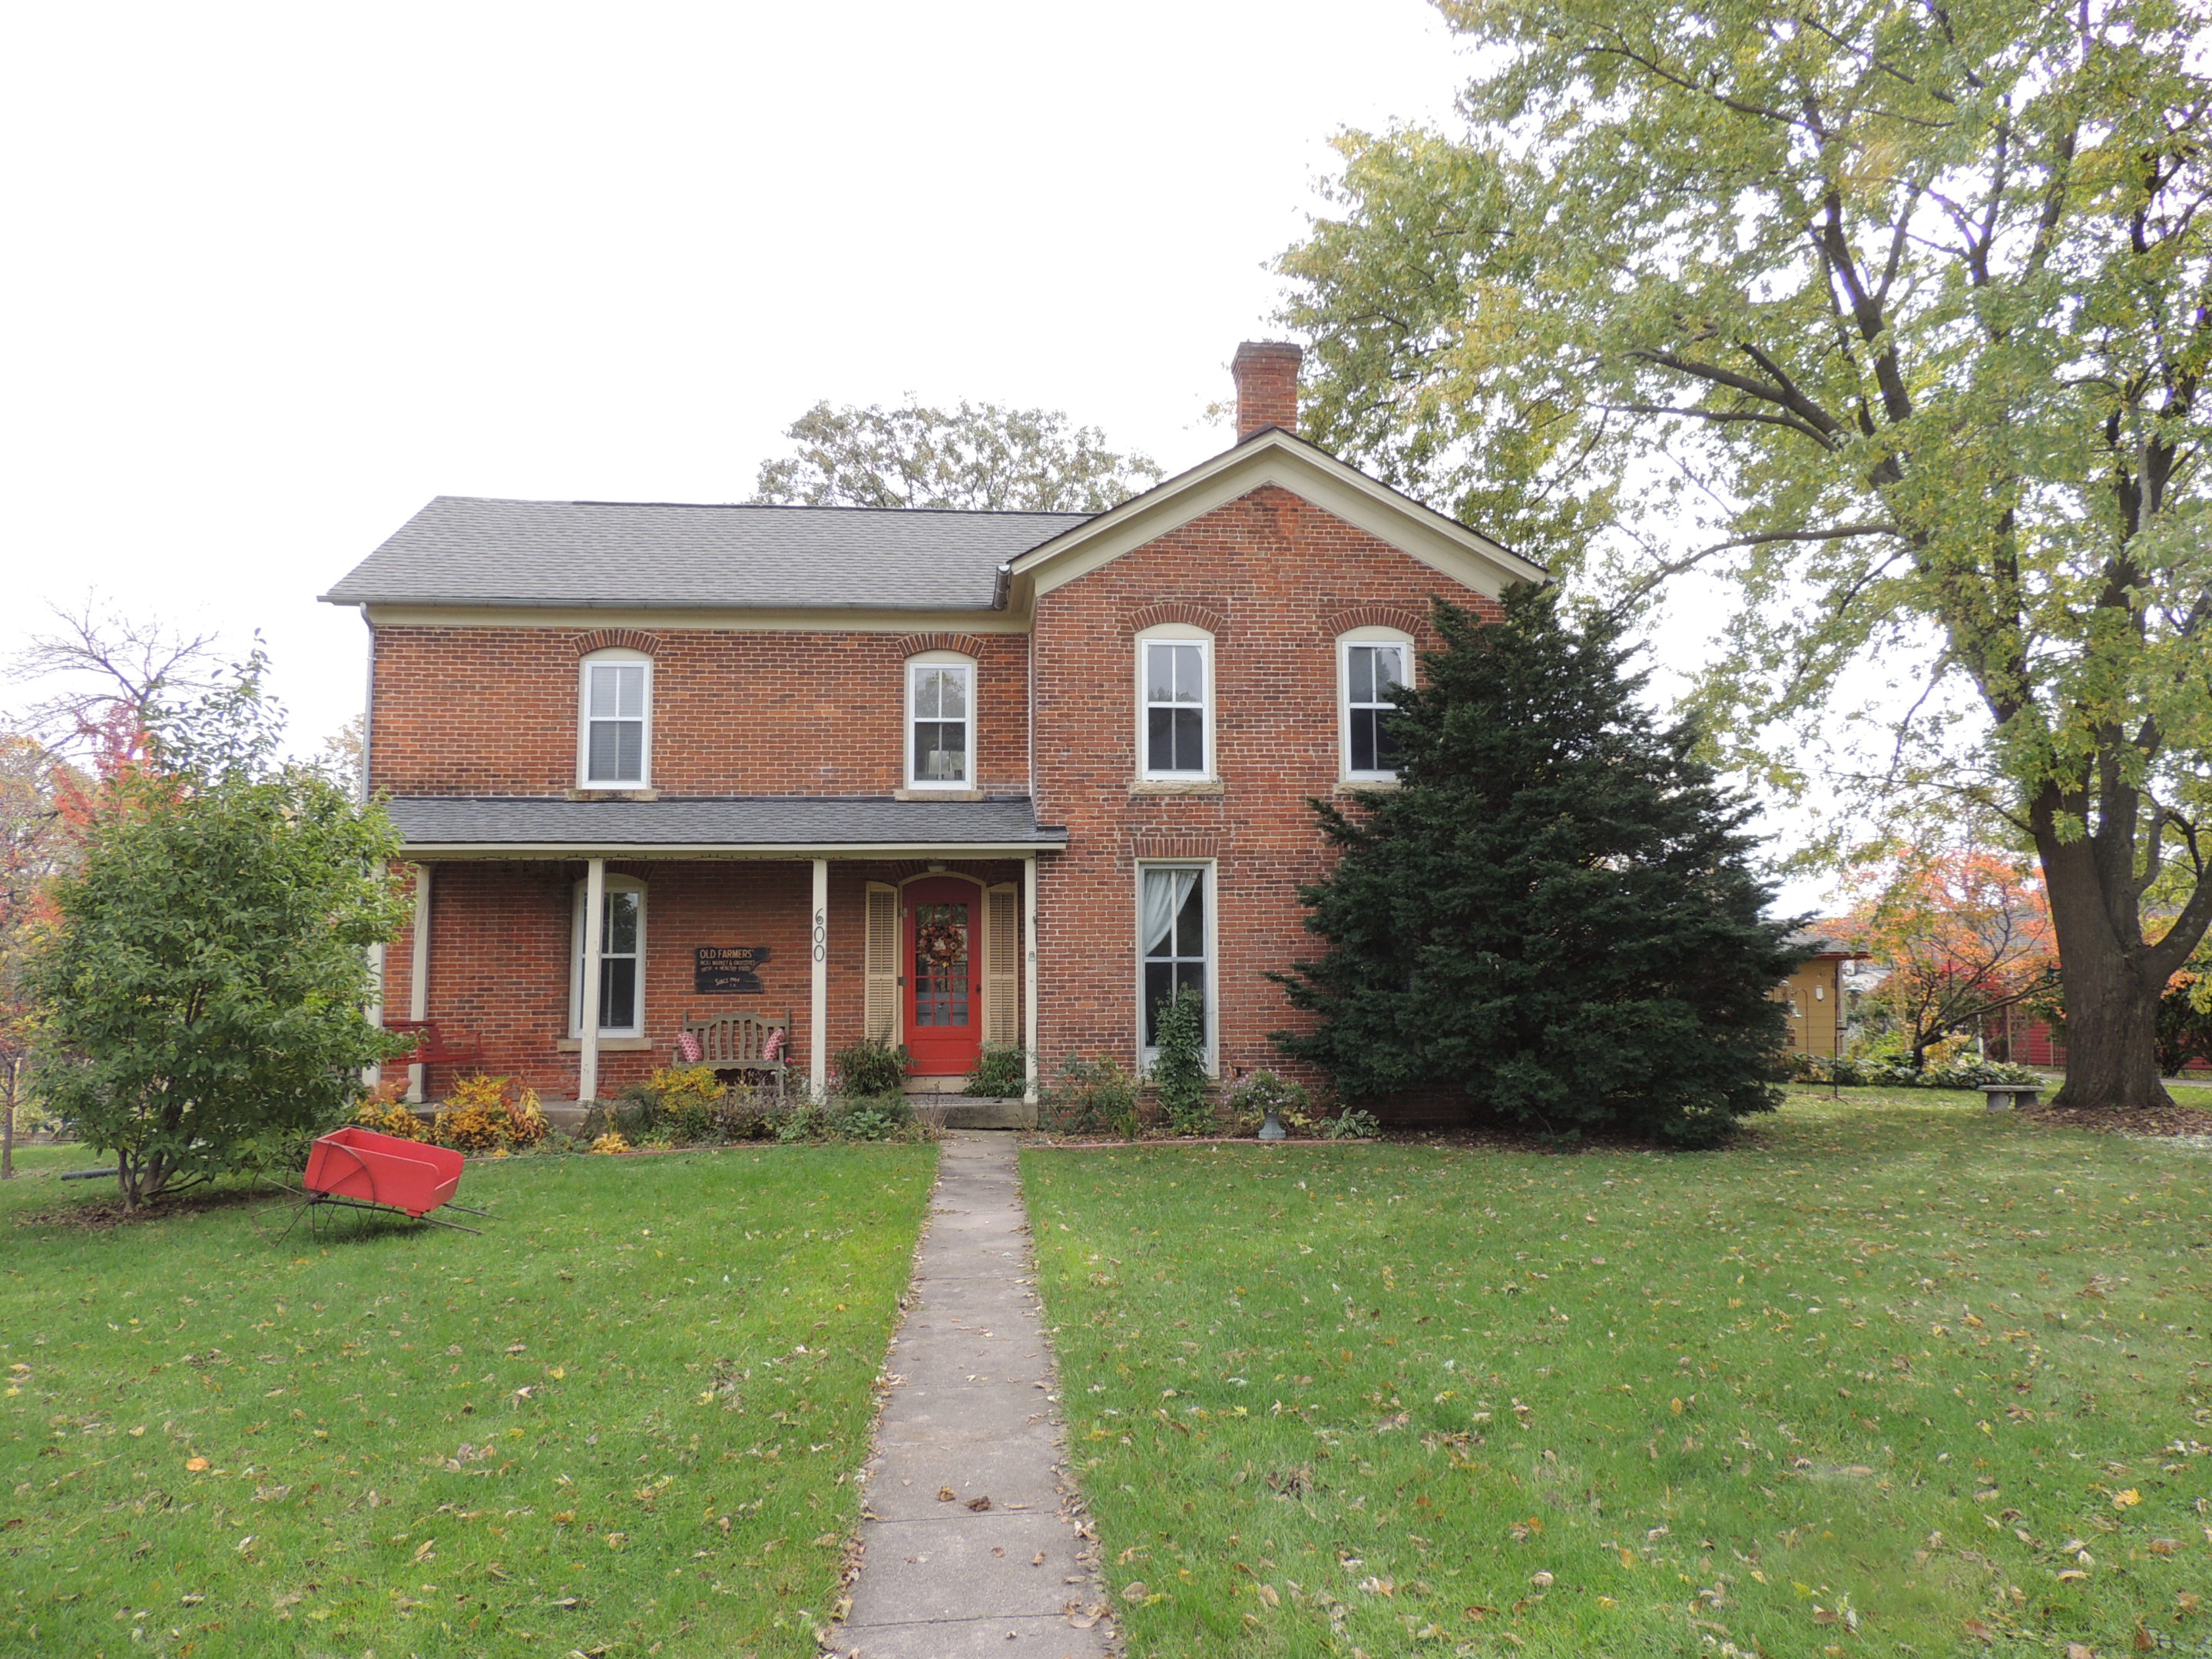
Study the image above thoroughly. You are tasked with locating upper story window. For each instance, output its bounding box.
[579,649,652,787]
[1138,625,1213,780]
[1339,628,1412,780]
[906,654,975,789]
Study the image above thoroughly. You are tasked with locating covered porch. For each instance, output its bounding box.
[371,796,1065,1109]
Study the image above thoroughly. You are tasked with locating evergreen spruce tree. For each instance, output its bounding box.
[1273,588,1803,1146]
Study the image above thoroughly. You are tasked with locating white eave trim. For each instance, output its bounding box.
[1005,427,1546,606]
[399,839,1067,861]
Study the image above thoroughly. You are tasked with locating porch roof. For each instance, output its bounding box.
[386,794,1068,858]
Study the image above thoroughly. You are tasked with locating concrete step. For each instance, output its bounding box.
[927,1097,1036,1130]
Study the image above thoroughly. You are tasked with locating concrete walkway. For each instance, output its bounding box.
[834,1132,1114,1658]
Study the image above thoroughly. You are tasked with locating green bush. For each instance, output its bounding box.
[834,1039,909,1097]
[835,1101,911,1141]
[1782,1051,2041,1090]
[965,1045,1030,1098]
[1149,990,1213,1134]
[1041,1056,1141,1138]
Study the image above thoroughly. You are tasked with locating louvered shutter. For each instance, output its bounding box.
[864,882,899,1044]
[984,882,1018,1049]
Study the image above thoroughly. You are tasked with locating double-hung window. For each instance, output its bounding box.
[580,651,651,787]
[1141,631,1211,778]
[571,876,645,1038]
[1339,631,1412,780]
[1139,864,1210,1060]
[906,656,973,789]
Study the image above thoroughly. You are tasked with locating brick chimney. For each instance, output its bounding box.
[1231,340,1302,439]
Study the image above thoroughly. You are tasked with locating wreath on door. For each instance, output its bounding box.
[916,919,967,967]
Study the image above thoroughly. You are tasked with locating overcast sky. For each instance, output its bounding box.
[0,2,1831,909]
[4,0,1475,733]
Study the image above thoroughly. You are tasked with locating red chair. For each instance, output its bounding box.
[292,1127,487,1235]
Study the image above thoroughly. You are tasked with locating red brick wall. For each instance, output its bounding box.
[382,857,1023,1101]
[369,628,1029,797]
[1030,483,1503,1102]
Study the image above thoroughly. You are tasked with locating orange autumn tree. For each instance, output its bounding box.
[1847,851,2058,1072]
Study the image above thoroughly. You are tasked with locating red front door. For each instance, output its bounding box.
[904,878,982,1075]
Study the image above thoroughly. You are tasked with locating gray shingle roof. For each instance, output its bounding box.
[386,795,1067,850]
[321,497,1091,611]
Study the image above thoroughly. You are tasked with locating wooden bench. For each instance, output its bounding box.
[680,1011,791,1101]
[1983,1084,2041,1113]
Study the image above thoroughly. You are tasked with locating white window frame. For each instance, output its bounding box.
[577,649,654,789]
[570,874,647,1038]
[1338,628,1415,782]
[1136,625,1214,781]
[1135,859,1217,1074]
[904,652,977,791]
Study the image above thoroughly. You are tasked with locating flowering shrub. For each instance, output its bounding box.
[435,1101,505,1151]
[649,1064,723,1106]
[353,1095,432,1141]
[435,1073,549,1151]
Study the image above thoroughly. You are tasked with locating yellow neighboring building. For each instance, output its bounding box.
[1776,929,1865,1059]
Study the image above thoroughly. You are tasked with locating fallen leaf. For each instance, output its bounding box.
[937,1488,956,1502]
[412,1539,435,1563]
[2149,1538,2181,1555]
[1031,1551,1045,1566]
[2114,1488,2142,1509]
[1121,1581,1149,1602]
[185,1458,209,1472]
[1964,1619,1994,1643]
[965,1496,992,1512]
[2065,1645,2093,1659]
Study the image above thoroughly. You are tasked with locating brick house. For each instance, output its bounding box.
[323,343,1542,1114]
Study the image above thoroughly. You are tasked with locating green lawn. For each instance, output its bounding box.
[2,1141,935,1658]
[1025,1089,2212,1657]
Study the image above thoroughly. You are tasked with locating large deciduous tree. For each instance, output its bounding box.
[1273,589,1802,1147]
[752,399,1161,513]
[1279,1,2212,1111]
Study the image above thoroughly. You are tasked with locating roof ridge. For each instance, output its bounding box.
[429,494,1094,521]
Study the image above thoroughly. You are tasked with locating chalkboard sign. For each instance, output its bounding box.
[694,945,770,994]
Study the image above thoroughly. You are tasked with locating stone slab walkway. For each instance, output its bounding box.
[833,1131,1114,1658]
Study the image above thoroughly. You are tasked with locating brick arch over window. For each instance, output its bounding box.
[1320,603,1426,643]
[1126,601,1228,639]
[1130,831,1220,859]
[890,632,992,661]
[571,628,665,657]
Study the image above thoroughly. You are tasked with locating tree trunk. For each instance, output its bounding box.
[2048,947,2171,1110]
[2035,813,2177,1112]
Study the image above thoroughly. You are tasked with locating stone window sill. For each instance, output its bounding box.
[555,1036,656,1052]
[567,787,658,802]
[1335,777,1402,793]
[895,787,985,801]
[1129,779,1226,798]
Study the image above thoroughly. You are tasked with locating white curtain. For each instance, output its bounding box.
[1141,867,1200,956]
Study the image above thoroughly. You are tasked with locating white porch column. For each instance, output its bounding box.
[406,863,432,1104]
[364,942,386,1090]
[578,858,607,1104]
[810,858,830,1097]
[1022,853,1039,1105]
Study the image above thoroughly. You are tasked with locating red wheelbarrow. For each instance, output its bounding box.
[278,1127,490,1239]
